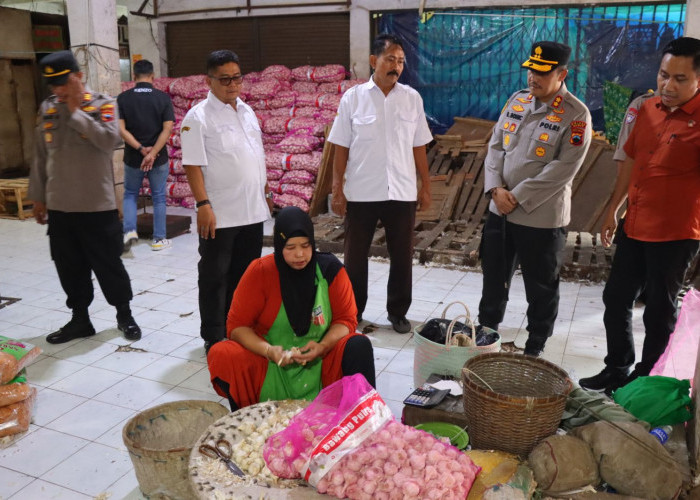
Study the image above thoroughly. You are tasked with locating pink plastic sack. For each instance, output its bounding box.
[169,75,208,98]
[166,181,192,199]
[292,81,319,94]
[273,193,309,212]
[263,374,479,499]
[262,133,285,145]
[180,196,196,209]
[121,81,135,92]
[262,65,292,81]
[267,169,284,181]
[266,152,321,173]
[262,116,291,135]
[291,65,346,83]
[249,79,282,100]
[318,79,367,94]
[167,146,182,159]
[287,117,325,137]
[270,90,297,109]
[276,131,321,154]
[281,170,316,186]
[169,158,185,175]
[153,77,175,93]
[651,289,700,385]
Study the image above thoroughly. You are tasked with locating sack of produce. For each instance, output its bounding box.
[263,374,480,499]
[528,434,599,493]
[0,370,33,407]
[0,385,36,438]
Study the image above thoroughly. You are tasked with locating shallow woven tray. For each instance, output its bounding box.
[188,399,324,500]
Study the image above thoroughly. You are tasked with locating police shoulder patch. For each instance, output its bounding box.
[100,103,115,122]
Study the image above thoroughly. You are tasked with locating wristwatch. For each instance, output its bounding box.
[265,192,274,200]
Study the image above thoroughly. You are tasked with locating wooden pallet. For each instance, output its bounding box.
[0,178,32,220]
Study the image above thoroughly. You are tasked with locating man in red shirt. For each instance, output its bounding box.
[580,37,700,394]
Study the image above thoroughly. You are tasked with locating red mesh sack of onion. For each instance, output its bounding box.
[263,374,480,500]
[272,193,309,212]
[291,64,347,83]
[276,131,321,154]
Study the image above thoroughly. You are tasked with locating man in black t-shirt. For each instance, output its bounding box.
[117,59,175,251]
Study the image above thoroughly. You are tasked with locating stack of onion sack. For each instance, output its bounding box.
[263,374,480,499]
[0,336,41,441]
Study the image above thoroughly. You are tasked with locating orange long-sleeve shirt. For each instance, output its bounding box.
[226,253,358,338]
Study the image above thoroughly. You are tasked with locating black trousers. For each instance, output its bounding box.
[603,219,699,375]
[344,201,416,318]
[478,212,566,349]
[198,222,263,343]
[47,210,133,312]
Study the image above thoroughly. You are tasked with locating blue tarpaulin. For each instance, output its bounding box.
[379,5,684,134]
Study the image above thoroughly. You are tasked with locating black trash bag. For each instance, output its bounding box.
[475,326,500,346]
[418,318,469,344]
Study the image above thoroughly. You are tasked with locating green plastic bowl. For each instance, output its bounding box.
[415,422,469,450]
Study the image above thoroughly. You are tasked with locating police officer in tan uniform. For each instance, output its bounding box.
[28,50,142,344]
[477,41,592,356]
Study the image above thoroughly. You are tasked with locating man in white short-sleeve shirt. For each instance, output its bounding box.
[181,49,272,353]
[328,34,433,334]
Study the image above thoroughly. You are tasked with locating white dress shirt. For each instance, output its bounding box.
[181,93,270,228]
[327,77,433,202]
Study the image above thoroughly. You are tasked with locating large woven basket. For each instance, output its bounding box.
[462,352,572,457]
[123,400,229,500]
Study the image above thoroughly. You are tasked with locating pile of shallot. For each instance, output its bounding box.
[264,418,479,500]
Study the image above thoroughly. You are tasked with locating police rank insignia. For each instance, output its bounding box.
[46,107,57,114]
[100,104,115,122]
[43,122,54,129]
[82,105,96,112]
[626,108,638,124]
[44,132,53,143]
[509,123,516,132]
[535,146,546,157]
[512,104,525,112]
[570,120,587,146]
[515,97,532,103]
[83,93,92,102]
[546,115,562,123]
[538,133,549,142]
[504,134,511,146]
[503,122,510,130]
[552,95,563,108]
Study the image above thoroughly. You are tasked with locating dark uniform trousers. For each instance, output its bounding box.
[344,200,416,318]
[198,222,263,343]
[478,212,566,349]
[603,219,699,375]
[47,210,133,311]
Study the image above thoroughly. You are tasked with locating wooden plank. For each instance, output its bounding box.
[308,126,335,217]
[415,219,450,263]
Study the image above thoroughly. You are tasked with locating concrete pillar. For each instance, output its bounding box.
[125,0,167,78]
[65,0,124,211]
[349,5,371,79]
[686,0,700,38]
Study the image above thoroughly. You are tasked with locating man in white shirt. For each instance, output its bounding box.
[181,50,273,353]
[328,34,433,333]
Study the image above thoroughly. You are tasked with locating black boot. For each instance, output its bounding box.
[579,367,630,392]
[523,336,546,357]
[47,311,96,344]
[116,303,142,341]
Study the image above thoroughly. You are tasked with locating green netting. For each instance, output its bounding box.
[603,81,634,146]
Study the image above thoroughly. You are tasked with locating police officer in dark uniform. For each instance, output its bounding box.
[28,50,142,343]
[478,41,592,356]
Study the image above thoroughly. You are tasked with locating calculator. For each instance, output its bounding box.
[403,386,451,408]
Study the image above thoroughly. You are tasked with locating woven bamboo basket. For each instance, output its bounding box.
[462,352,572,457]
[123,400,229,499]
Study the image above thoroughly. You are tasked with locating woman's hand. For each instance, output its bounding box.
[266,344,296,367]
[292,341,328,365]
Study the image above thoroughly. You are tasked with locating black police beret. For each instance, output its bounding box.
[522,41,572,74]
[40,50,80,85]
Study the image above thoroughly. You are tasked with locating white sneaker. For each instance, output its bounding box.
[151,239,171,251]
[123,230,138,253]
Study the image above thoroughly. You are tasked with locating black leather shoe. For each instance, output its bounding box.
[523,337,545,357]
[579,367,629,392]
[118,316,142,341]
[523,347,542,357]
[388,314,411,334]
[47,317,96,344]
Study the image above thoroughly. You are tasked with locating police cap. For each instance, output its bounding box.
[40,50,80,86]
[521,41,571,74]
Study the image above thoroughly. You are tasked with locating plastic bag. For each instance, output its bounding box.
[0,370,33,406]
[613,375,692,427]
[263,374,480,499]
[0,386,37,438]
[651,289,700,384]
[0,337,42,384]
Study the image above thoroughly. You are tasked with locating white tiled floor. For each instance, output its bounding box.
[0,209,646,499]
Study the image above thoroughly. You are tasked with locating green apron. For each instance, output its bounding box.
[259,264,332,402]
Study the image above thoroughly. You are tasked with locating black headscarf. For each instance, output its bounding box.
[274,207,318,336]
